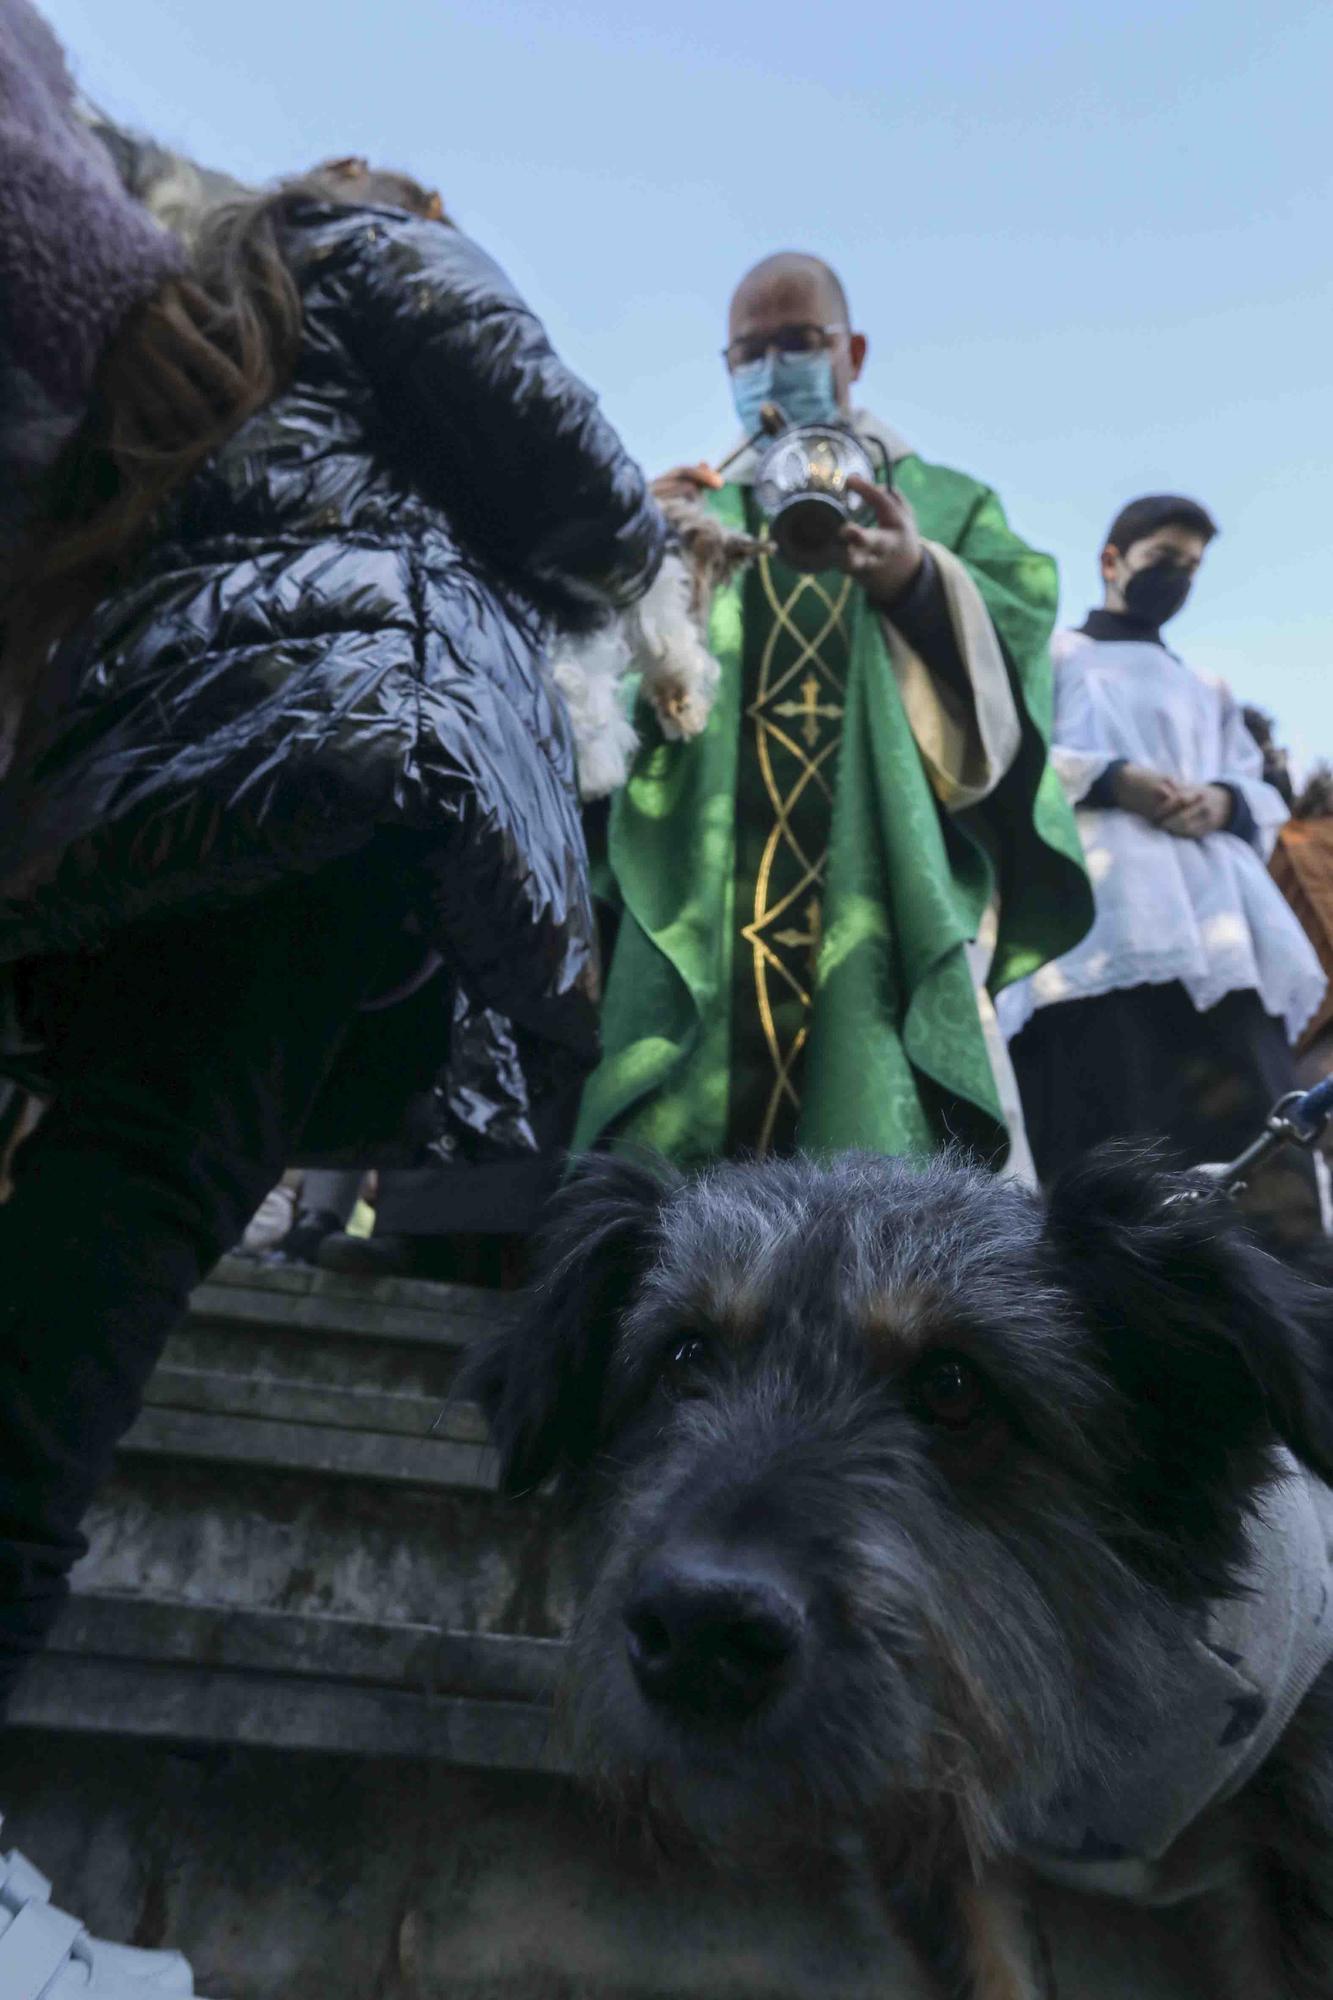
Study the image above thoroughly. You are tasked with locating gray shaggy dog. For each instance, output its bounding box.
[465,1148,1333,1999]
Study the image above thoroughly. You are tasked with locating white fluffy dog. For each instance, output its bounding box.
[551,499,766,800]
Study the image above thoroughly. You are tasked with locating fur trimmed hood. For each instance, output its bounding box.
[83,104,247,247]
[0,0,183,543]
[0,0,183,404]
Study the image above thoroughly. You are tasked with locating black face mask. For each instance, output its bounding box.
[1122,559,1193,627]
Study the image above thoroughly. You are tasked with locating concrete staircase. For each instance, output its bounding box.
[11,1257,568,1769]
[0,1259,1203,1999]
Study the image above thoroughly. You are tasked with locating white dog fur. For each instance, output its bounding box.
[550,501,765,801]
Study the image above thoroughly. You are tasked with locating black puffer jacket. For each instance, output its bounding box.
[0,199,664,1156]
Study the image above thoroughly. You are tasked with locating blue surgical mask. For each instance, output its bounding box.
[732,349,841,437]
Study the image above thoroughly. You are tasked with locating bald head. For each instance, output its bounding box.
[726,251,865,413]
[730,251,850,328]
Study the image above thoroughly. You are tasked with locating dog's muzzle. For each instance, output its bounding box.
[623,1544,809,1724]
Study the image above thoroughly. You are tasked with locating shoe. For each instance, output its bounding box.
[315,1230,415,1277]
[274,1207,348,1266]
[0,1843,210,1995]
[316,1230,526,1287]
[238,1180,297,1256]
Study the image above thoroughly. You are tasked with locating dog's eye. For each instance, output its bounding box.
[913,1355,987,1430]
[661,1335,710,1397]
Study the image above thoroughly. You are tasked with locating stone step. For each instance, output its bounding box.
[15,1259,573,1766]
[10,1594,563,1769]
[14,1654,555,1767]
[41,1593,563,1702]
[73,1454,571,1635]
[0,1728,1204,2000]
[192,1254,518,1349]
[142,1361,492,1443]
[121,1402,497,1492]
[121,1259,507,1495]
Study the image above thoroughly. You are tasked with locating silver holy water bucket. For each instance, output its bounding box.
[752,423,880,572]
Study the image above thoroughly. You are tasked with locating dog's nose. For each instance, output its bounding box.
[624,1550,807,1721]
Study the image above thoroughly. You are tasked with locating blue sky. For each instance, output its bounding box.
[45,0,1333,768]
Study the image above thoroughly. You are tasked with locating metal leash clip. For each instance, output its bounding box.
[1185,1075,1333,1201]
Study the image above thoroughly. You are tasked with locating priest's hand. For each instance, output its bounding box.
[838,478,924,605]
[651,464,724,504]
[1157,783,1232,839]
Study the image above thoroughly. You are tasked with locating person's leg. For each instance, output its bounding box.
[316,1161,551,1280]
[1009,988,1166,1182]
[274,1164,366,1263]
[298,1168,366,1218]
[317,1078,582,1283]
[0,862,406,1708]
[1014,982,1321,1245]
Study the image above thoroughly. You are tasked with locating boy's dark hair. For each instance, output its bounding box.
[1104,494,1220,557]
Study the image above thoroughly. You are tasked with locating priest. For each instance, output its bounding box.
[576,251,1091,1167]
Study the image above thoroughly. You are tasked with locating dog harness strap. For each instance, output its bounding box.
[0,1897,84,1995]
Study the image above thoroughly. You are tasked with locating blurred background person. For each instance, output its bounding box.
[1269,749,1333,1199]
[1244,703,1297,810]
[282,1102,577,1283]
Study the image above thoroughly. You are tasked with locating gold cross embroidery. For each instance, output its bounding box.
[773,672,844,748]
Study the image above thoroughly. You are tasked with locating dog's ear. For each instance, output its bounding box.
[1045,1146,1333,1581]
[460,1150,677,1497]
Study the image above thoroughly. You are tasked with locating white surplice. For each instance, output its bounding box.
[995,629,1326,1044]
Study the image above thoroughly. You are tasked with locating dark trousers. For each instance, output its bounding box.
[0,857,407,1710]
[1011,981,1322,1247]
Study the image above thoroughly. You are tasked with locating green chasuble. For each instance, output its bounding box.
[575,452,1092,1167]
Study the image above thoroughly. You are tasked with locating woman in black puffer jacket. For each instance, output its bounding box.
[0,99,662,1706]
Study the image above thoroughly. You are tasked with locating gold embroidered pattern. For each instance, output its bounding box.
[740,554,853,1153]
